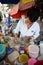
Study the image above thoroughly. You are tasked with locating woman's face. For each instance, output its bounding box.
[25,17,32,28]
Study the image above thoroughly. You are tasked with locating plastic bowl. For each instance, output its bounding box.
[19,54,28,64]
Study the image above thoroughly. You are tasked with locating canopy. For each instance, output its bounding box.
[9,0,35,18]
[9,10,27,18]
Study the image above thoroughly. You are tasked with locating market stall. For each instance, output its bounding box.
[0,0,43,65]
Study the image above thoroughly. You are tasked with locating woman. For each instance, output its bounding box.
[13,7,40,42]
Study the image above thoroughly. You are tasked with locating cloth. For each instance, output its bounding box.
[34,60,43,65]
[13,18,40,39]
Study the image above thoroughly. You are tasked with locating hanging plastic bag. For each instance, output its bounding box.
[6,15,11,26]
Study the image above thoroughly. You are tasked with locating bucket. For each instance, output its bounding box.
[0,44,6,60]
[28,45,39,58]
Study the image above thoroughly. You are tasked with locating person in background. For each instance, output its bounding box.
[13,7,40,42]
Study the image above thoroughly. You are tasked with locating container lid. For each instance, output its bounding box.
[0,44,6,55]
[8,51,19,61]
[29,45,39,53]
[6,48,13,55]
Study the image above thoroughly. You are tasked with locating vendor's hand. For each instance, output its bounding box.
[13,37,19,43]
[23,36,31,42]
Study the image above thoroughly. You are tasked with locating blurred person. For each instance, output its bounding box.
[13,7,40,42]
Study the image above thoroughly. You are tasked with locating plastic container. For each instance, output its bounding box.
[28,45,39,58]
[14,60,23,65]
[8,51,19,62]
[19,54,28,64]
[28,58,37,65]
[6,47,13,55]
[24,46,28,54]
[40,41,43,55]
[0,44,6,60]
[19,46,24,54]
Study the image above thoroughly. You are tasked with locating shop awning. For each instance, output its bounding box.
[9,0,35,18]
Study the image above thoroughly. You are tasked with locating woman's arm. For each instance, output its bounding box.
[13,20,21,42]
[23,36,33,42]
[13,33,19,43]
